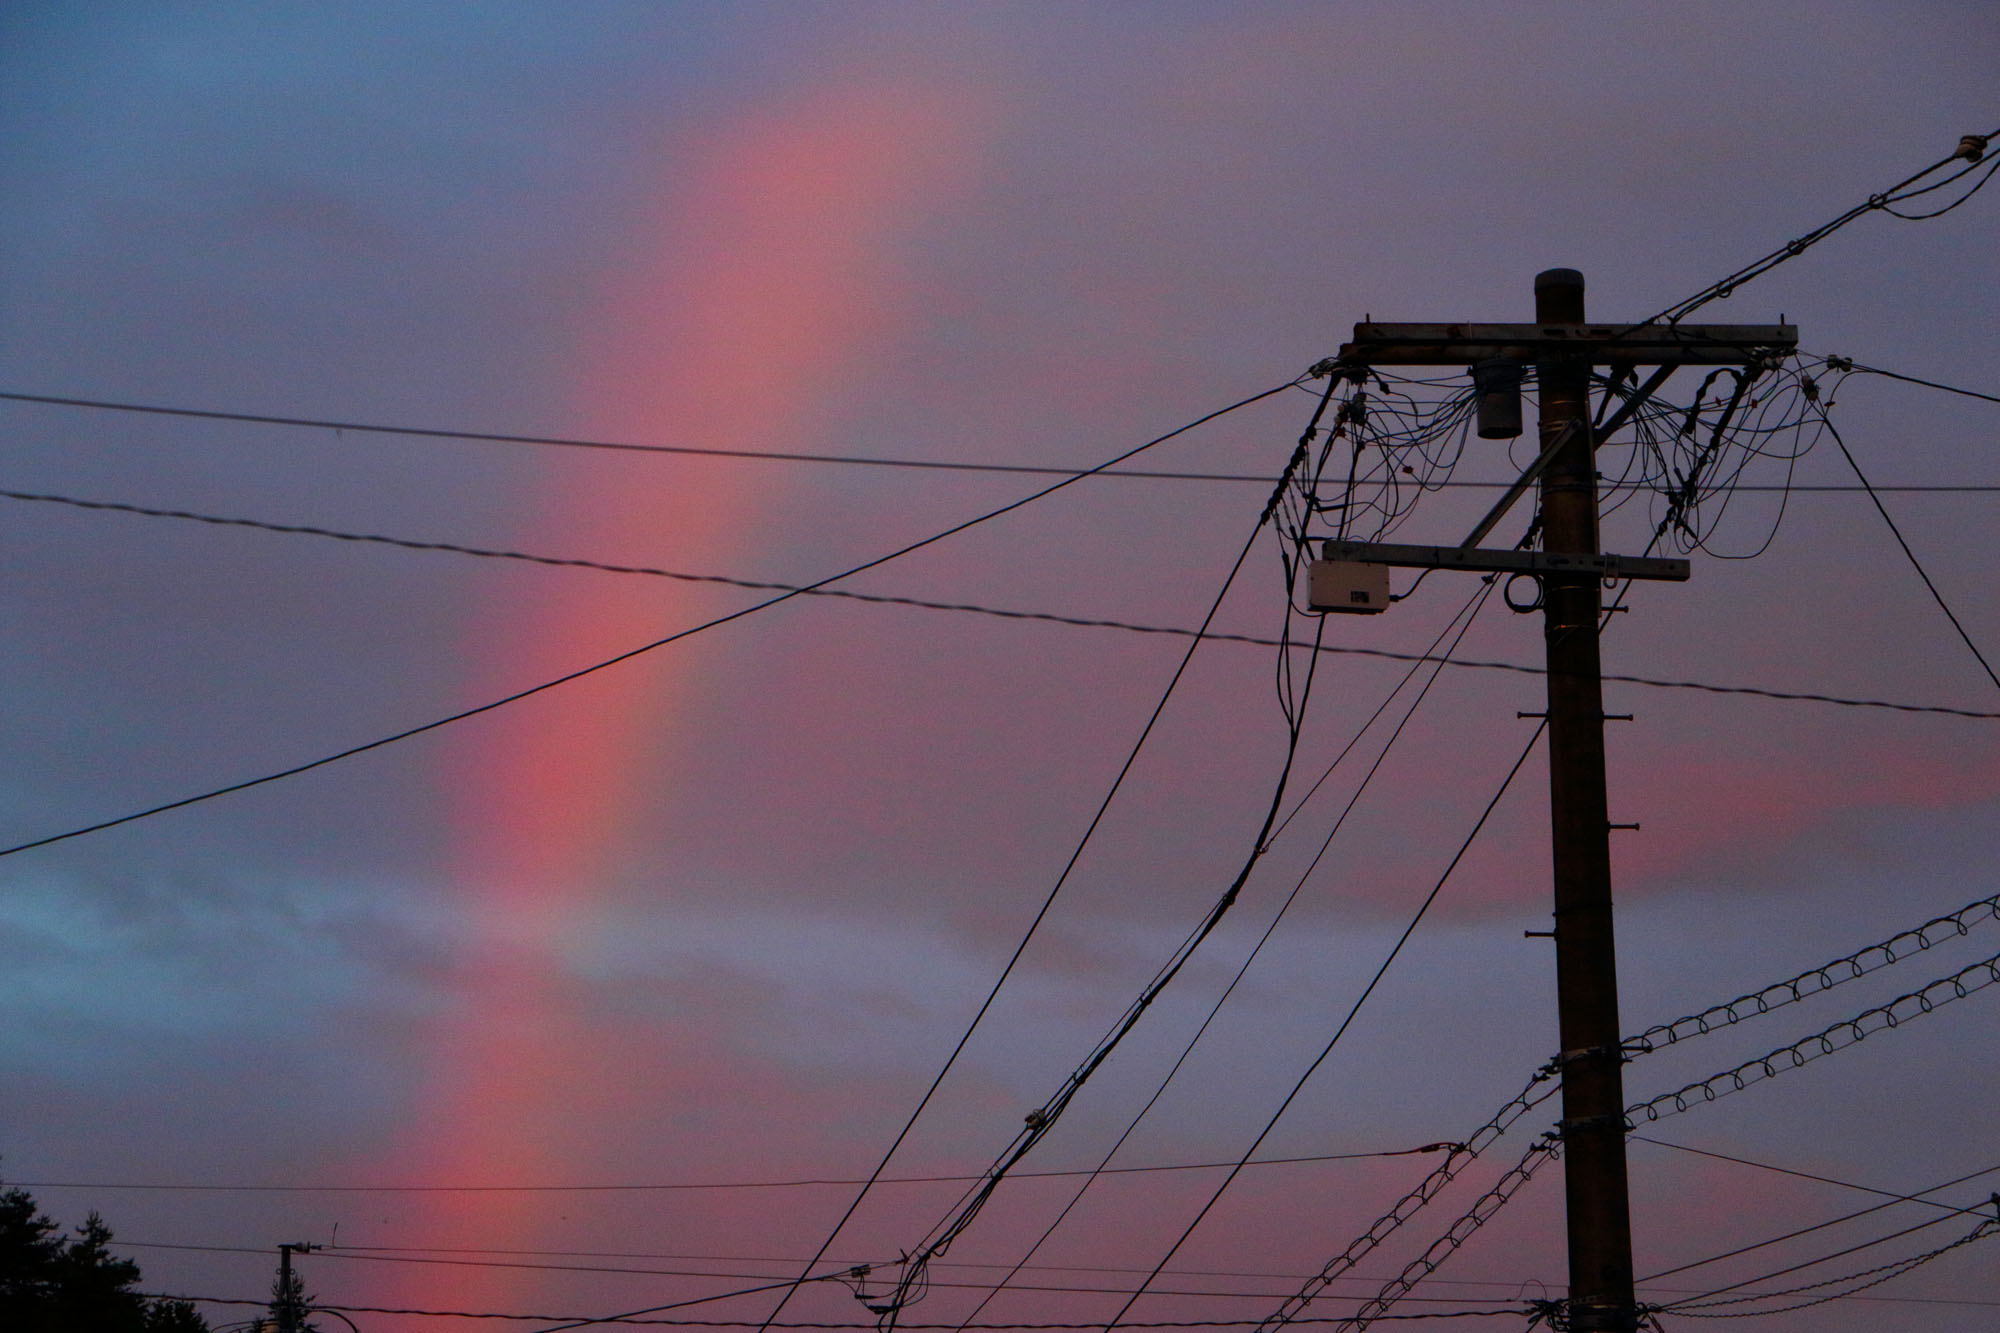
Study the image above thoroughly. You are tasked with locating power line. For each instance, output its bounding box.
[1625,952,2000,1127]
[1623,890,2000,1056]
[252,1246,1515,1287]
[871,615,1337,1330]
[789,385,1346,1333]
[1635,1152,2000,1283]
[0,389,1288,482]
[1259,1075,1560,1333]
[0,380,1301,861]
[6,483,1994,721]
[122,1243,1467,1303]
[1630,1136,1997,1221]
[1650,128,1998,324]
[757,473,1304,1333]
[5,391,1995,487]
[146,1293,1535,1327]
[4,1145,1451,1195]
[1813,402,2000,692]
[1334,1135,1564,1332]
[1102,723,1548,1331]
[963,584,1502,1328]
[1656,1209,2000,1319]
[1832,357,2000,406]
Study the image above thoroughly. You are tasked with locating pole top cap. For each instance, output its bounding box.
[1534,268,1585,322]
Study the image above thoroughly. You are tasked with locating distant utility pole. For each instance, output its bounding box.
[274,1241,317,1333]
[1310,272,1794,1332]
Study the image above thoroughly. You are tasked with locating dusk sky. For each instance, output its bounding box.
[2,5,1997,1332]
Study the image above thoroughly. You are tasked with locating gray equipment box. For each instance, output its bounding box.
[1309,560,1390,614]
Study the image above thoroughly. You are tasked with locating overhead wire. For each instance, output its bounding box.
[115,1239,1505,1302]
[6,484,1993,719]
[1269,475,1686,1332]
[1809,399,2000,691]
[4,1143,1470,1196]
[1259,135,2000,1330]
[0,389,1291,483]
[143,1293,1538,1327]
[1648,127,1997,324]
[0,378,1303,860]
[1334,1134,1565,1332]
[1358,891,2000,1324]
[1327,871,2000,1323]
[955,578,1502,1329]
[760,382,1342,1333]
[1621,889,2000,1055]
[1256,1072,1561,1333]
[859,384,1347,1333]
[1831,357,2000,405]
[1624,952,2000,1128]
[1654,1205,2000,1320]
[1634,1151,2000,1283]
[1096,721,1548,1332]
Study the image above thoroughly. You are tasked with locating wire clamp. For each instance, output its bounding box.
[1554,1112,1630,1138]
[1552,1044,1622,1069]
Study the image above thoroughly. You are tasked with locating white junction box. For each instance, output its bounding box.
[1308,559,1390,614]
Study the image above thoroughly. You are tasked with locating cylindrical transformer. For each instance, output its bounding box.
[1473,357,1525,439]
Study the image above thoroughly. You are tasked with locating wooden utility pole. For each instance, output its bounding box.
[275,1241,317,1333]
[1531,267,1633,1331]
[1308,274,1795,1332]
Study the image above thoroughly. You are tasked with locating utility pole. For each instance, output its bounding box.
[1308,272,1794,1332]
[1531,268,1632,1331]
[274,1241,317,1333]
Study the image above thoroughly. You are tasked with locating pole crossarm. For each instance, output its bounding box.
[1337,322,1797,367]
[1317,540,1689,582]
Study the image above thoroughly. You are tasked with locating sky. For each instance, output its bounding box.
[1,4,1996,1331]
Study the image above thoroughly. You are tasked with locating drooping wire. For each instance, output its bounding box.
[1635,1151,2000,1283]
[868,407,1355,1331]
[1649,128,1998,325]
[1097,721,1548,1332]
[1622,891,2000,1055]
[872,608,1333,1333]
[1656,1207,2000,1320]
[1833,357,2000,405]
[958,579,1501,1329]
[0,379,1305,861]
[4,476,1993,719]
[0,389,1294,484]
[1332,1134,1566,1332]
[1625,953,2000,1127]
[1256,1073,1561,1332]
[1808,397,2000,692]
[761,397,1342,1333]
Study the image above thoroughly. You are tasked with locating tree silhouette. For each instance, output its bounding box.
[245,1258,320,1333]
[0,1179,212,1332]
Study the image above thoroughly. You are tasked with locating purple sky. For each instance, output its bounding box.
[2,5,1997,1331]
